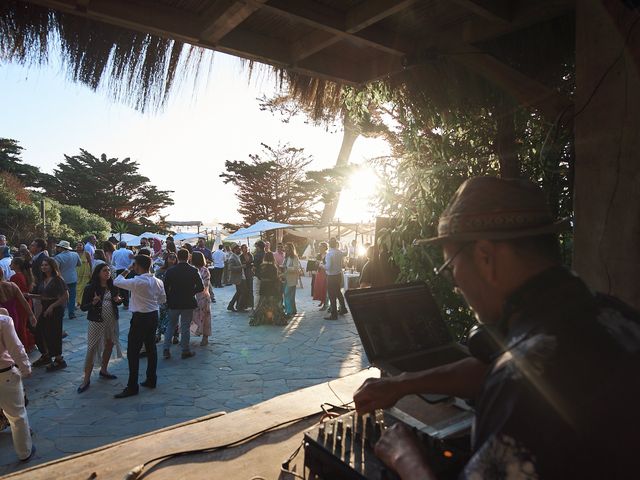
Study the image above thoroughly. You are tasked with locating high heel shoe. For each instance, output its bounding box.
[77,381,90,394]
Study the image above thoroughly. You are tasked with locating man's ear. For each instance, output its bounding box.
[473,240,498,284]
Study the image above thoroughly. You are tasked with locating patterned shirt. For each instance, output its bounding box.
[463,267,640,479]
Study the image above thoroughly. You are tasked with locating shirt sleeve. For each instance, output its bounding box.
[156,279,167,305]
[1,316,31,376]
[114,274,138,291]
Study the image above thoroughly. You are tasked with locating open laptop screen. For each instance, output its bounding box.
[345,283,453,364]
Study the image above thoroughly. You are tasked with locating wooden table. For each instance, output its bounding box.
[6,369,472,480]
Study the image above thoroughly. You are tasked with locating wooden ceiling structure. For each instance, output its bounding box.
[19,0,575,119]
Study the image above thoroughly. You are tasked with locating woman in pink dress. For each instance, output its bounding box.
[312,242,329,309]
[190,252,211,346]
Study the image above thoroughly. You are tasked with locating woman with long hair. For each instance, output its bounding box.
[76,242,92,307]
[312,242,329,310]
[283,243,301,317]
[77,263,123,393]
[250,251,287,326]
[9,257,36,352]
[155,252,177,343]
[31,257,69,371]
[190,251,211,346]
[102,241,116,265]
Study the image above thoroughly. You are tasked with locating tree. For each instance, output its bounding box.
[40,149,174,223]
[0,138,41,187]
[220,143,322,225]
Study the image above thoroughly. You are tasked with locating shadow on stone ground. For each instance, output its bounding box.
[0,275,368,474]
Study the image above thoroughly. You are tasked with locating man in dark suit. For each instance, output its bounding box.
[162,248,204,359]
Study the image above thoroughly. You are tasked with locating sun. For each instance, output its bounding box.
[335,165,380,222]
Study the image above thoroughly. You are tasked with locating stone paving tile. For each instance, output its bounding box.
[0,276,367,475]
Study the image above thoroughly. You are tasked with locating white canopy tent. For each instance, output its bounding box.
[172,232,201,243]
[111,233,139,245]
[224,220,293,243]
[139,232,167,241]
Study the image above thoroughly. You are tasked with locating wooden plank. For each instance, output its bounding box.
[5,370,380,480]
[199,0,267,44]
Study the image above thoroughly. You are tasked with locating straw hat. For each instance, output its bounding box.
[56,240,73,250]
[415,176,571,246]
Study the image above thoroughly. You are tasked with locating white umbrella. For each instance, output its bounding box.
[240,220,292,237]
[139,232,167,241]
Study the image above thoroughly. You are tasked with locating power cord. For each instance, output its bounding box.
[124,402,354,480]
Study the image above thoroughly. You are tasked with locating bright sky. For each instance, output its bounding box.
[0,52,390,227]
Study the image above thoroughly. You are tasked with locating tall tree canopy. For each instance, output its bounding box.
[220,143,322,226]
[0,138,41,187]
[40,149,173,223]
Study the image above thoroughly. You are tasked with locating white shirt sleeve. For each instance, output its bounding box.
[1,316,31,376]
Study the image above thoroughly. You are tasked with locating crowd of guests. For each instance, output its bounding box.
[0,230,371,462]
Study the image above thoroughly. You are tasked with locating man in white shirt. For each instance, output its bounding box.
[112,241,135,308]
[211,245,226,288]
[84,235,97,265]
[324,237,348,320]
[113,255,166,398]
[0,309,35,462]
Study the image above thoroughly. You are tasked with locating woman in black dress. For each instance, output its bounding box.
[30,258,69,371]
[238,244,254,311]
[250,252,287,326]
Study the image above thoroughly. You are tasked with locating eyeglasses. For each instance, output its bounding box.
[435,243,470,285]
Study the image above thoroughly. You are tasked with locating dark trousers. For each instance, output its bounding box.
[212,268,224,288]
[228,283,245,310]
[36,306,64,357]
[127,311,158,390]
[116,269,131,306]
[327,274,346,318]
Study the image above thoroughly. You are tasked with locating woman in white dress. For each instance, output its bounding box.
[77,264,123,393]
[190,251,212,346]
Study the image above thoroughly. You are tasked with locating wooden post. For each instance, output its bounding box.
[573,0,640,309]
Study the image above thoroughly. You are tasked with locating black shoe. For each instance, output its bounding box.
[77,381,90,394]
[324,316,338,321]
[140,379,156,389]
[114,387,139,399]
[163,349,171,359]
[227,306,237,312]
[46,359,67,372]
[62,331,68,339]
[172,336,179,345]
[181,351,196,359]
[68,314,77,319]
[20,444,36,463]
[339,309,349,315]
[99,371,117,380]
[32,356,51,368]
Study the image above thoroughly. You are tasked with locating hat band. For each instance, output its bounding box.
[438,211,554,237]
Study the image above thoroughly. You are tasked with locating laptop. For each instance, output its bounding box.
[345,282,469,403]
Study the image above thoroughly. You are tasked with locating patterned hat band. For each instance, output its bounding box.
[438,210,554,237]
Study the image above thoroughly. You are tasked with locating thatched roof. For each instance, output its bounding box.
[1,0,574,118]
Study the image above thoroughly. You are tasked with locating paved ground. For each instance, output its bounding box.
[0,276,367,475]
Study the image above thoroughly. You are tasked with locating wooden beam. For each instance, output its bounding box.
[199,0,267,44]
[345,0,417,33]
[449,0,511,25]
[291,0,416,62]
[447,43,573,119]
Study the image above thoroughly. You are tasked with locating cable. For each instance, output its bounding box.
[126,402,351,480]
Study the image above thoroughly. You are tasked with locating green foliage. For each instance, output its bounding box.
[0,138,41,187]
[0,177,41,244]
[349,84,574,340]
[56,202,111,241]
[220,143,323,225]
[40,149,174,223]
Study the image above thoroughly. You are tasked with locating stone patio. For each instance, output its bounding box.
[0,276,368,475]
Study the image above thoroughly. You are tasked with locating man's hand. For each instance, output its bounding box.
[354,377,405,414]
[43,306,53,318]
[375,424,435,479]
[28,312,37,326]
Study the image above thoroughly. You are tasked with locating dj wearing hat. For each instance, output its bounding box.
[354,176,640,479]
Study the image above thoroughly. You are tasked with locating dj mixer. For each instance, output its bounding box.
[303,409,469,480]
